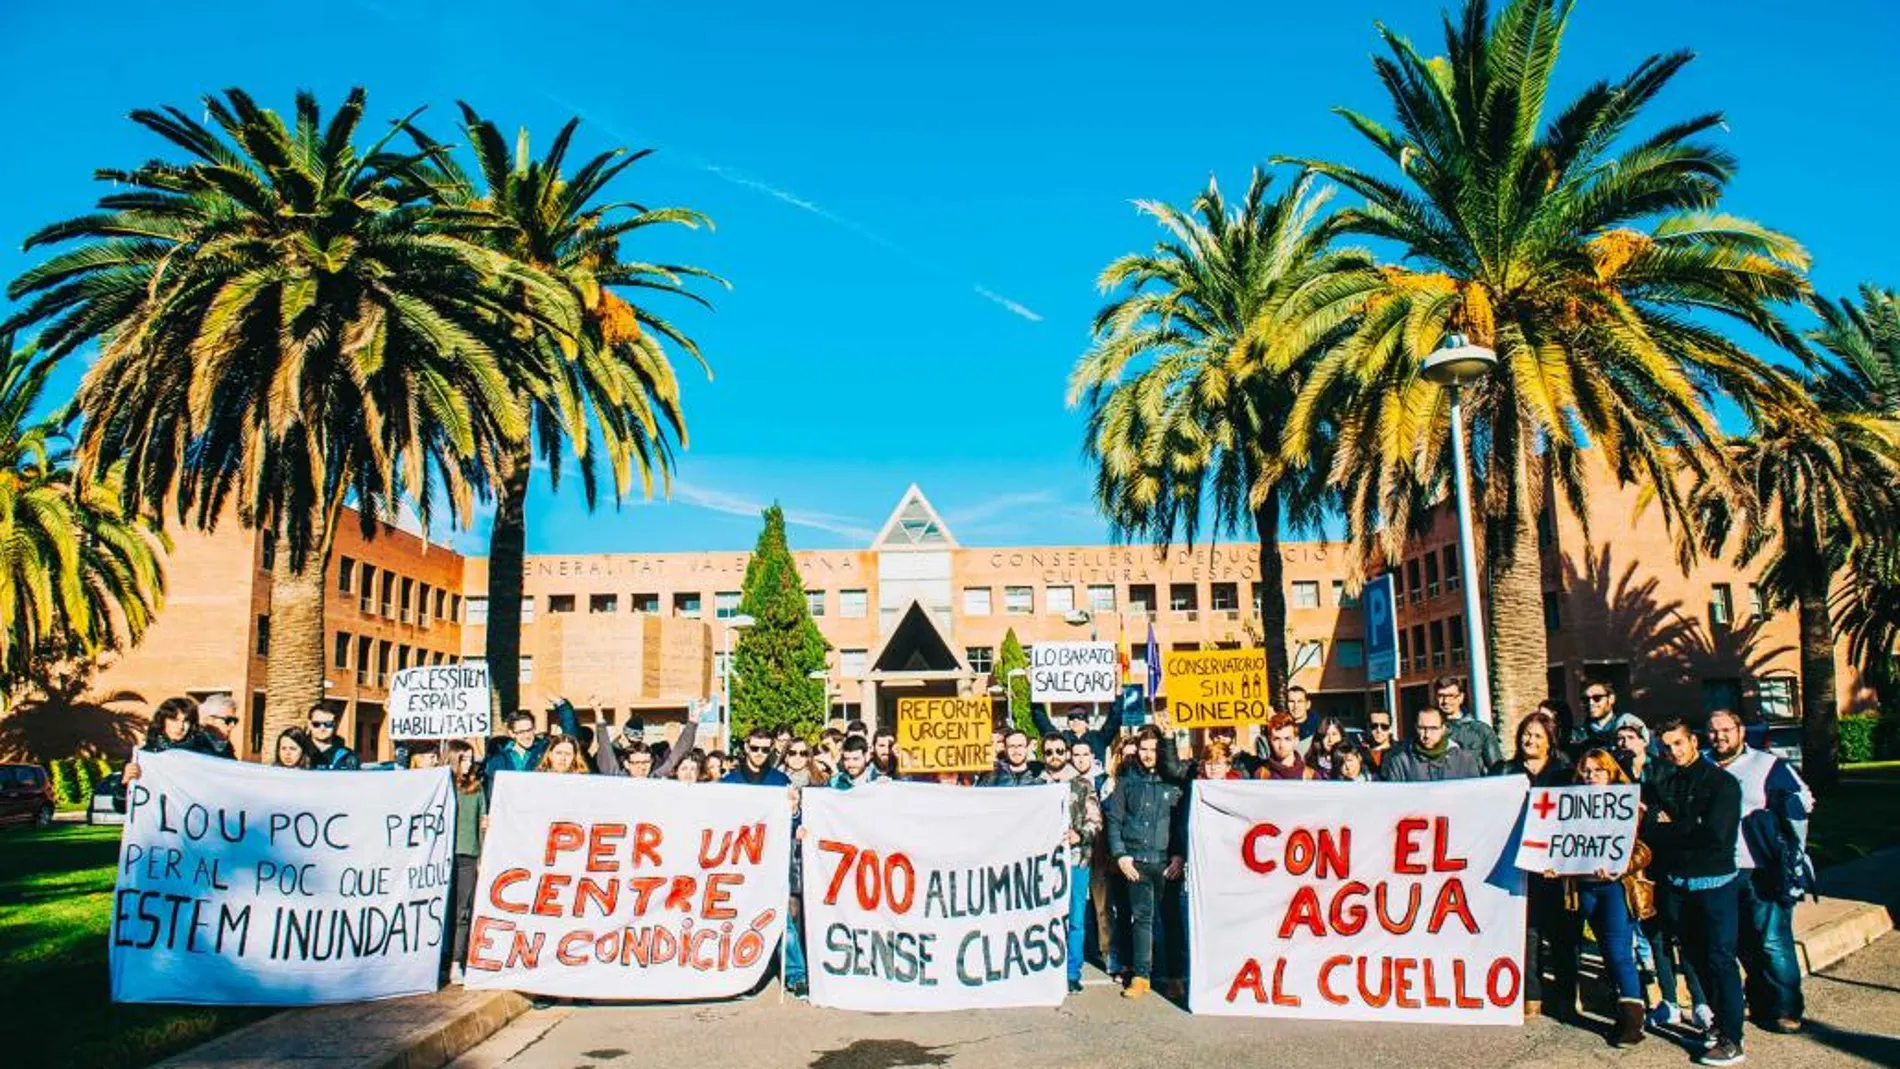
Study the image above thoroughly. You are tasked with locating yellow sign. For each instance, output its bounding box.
[1162,649,1272,729]
[896,697,995,773]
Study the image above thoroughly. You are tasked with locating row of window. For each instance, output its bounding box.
[1391,545,1462,605]
[336,555,461,628]
[1396,615,1469,674]
[963,580,1356,616]
[329,630,462,686]
[1537,583,1772,637]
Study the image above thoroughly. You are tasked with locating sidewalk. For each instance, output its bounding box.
[1797,845,1899,973]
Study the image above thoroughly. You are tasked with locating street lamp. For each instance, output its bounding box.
[721,613,756,747]
[808,668,831,724]
[1420,333,1498,731]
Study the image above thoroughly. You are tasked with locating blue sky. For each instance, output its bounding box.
[3,0,1895,556]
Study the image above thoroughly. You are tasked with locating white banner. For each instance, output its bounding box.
[1189,779,1529,1025]
[463,773,791,1000]
[388,663,491,741]
[802,781,1070,1012]
[1514,784,1639,877]
[110,750,455,1005]
[1029,641,1119,703]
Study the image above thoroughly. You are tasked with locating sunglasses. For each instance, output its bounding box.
[788,748,811,756]
[1587,693,1611,702]
[1370,722,1392,731]
[745,743,771,754]
[208,715,239,726]
[309,719,337,728]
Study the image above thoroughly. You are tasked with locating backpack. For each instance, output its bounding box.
[1741,792,1816,906]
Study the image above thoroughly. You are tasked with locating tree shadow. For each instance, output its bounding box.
[0,656,147,763]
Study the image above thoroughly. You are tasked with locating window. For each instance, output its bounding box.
[255,616,270,657]
[520,656,534,684]
[434,589,446,619]
[1398,629,1409,670]
[1756,677,1797,721]
[805,590,826,617]
[549,594,576,614]
[520,596,535,623]
[400,577,414,621]
[631,592,660,613]
[715,591,742,619]
[1429,619,1446,668]
[261,531,276,572]
[963,587,992,615]
[1169,583,1198,612]
[1129,584,1156,614]
[1425,553,1441,599]
[1710,583,1734,627]
[398,645,410,672]
[1544,591,1562,632]
[450,594,462,622]
[334,631,350,669]
[1047,586,1075,614]
[1251,582,1266,615]
[356,636,372,684]
[1291,580,1320,610]
[1411,624,1427,672]
[1333,580,1359,608]
[1442,545,1460,592]
[674,591,702,617]
[380,572,395,616]
[466,596,489,626]
[1701,677,1741,717]
[966,647,995,675]
[1293,640,1324,672]
[417,583,431,624]
[1749,583,1768,620]
[377,640,392,684]
[1005,586,1034,614]
[250,692,267,757]
[1334,638,1365,669]
[339,556,355,594]
[840,648,869,676]
[590,594,618,614]
[840,589,868,618]
[1391,564,1403,600]
[1088,585,1117,612]
[360,564,377,611]
[1211,583,1239,612]
[1449,614,1466,664]
[1407,559,1423,604]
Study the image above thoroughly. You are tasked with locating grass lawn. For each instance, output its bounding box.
[0,824,268,1069]
[1807,763,1900,869]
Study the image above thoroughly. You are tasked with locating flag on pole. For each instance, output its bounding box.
[1145,620,1160,699]
[1118,613,1131,684]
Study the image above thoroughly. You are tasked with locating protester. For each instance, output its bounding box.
[536,735,587,774]
[186,694,240,760]
[781,737,818,787]
[410,750,442,769]
[1049,733,1104,994]
[305,701,361,770]
[1331,741,1373,782]
[871,729,901,780]
[1539,698,1577,748]
[1570,678,1645,759]
[980,728,1043,786]
[596,718,698,779]
[1195,739,1244,780]
[1643,718,1747,1067]
[1254,713,1318,781]
[143,696,200,753]
[990,728,1006,763]
[1305,717,1347,777]
[820,728,845,764]
[723,727,791,786]
[1252,685,1317,765]
[1197,726,1259,778]
[845,719,869,740]
[1365,709,1395,771]
[1380,706,1487,781]
[485,703,579,791]
[705,750,730,781]
[1559,748,1649,1046]
[773,728,794,759]
[1039,735,1070,778]
[1070,735,1105,792]
[445,738,487,984]
[1106,726,1184,999]
[1616,721,1653,783]
[1708,709,1813,1035]
[1035,701,1125,757]
[1432,676,1502,771]
[673,752,705,784]
[831,735,883,789]
[273,727,316,769]
[1511,710,1580,1019]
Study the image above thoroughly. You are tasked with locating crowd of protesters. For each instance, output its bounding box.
[118,675,1814,1062]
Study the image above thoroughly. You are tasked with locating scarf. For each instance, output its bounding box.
[1415,736,1452,761]
[1260,753,1309,780]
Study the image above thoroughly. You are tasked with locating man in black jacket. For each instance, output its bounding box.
[979,729,1044,786]
[1106,726,1184,1000]
[1643,718,1747,1067]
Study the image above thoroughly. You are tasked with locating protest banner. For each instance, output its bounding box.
[1189,779,1529,1025]
[463,774,791,1000]
[895,697,993,774]
[1028,641,1119,703]
[1161,649,1271,728]
[1514,784,1639,877]
[387,662,491,741]
[802,782,1070,1012]
[109,750,455,1005]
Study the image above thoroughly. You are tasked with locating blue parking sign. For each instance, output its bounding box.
[1364,573,1399,683]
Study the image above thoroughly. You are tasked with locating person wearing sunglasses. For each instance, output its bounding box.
[781,738,818,787]
[305,700,361,770]
[722,726,791,786]
[181,693,240,760]
[1364,711,1396,772]
[1569,678,1646,761]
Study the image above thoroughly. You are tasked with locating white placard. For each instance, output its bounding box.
[801,781,1070,1012]
[1029,641,1119,703]
[462,773,791,1000]
[1189,779,1529,1024]
[387,663,491,741]
[110,750,455,1005]
[1513,784,1640,877]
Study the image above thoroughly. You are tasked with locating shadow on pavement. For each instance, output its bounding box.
[1798,1019,1900,1065]
[810,1039,953,1069]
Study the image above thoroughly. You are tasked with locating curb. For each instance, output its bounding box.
[1796,900,1895,975]
[150,989,529,1069]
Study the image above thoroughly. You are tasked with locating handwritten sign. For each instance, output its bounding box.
[110,750,455,1005]
[1189,779,1530,1024]
[896,697,994,773]
[463,774,790,1000]
[1029,642,1119,703]
[1162,649,1271,728]
[388,663,491,741]
[802,782,1070,1011]
[1514,785,1639,877]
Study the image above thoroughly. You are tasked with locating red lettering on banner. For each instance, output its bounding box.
[1487,956,1522,1007]
[1392,957,1421,1008]
[575,875,619,917]
[1451,959,1484,1009]
[1377,882,1421,933]
[1318,955,1352,1005]
[1359,956,1393,1006]
[1271,958,1301,1007]
[505,926,542,969]
[1242,823,1281,873]
[1329,880,1371,935]
[1394,818,1429,874]
[588,823,626,872]
[663,875,698,913]
[1427,878,1478,935]
[628,875,665,913]
[532,874,570,917]
[1279,885,1325,938]
[1226,958,1267,1003]
[556,930,591,966]
[1432,818,1467,871]
[489,868,530,913]
[545,821,584,865]
[1422,958,1451,1008]
[633,823,664,868]
[703,872,740,920]
[467,915,508,970]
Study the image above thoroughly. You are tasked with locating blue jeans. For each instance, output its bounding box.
[1679,875,1746,1046]
[784,895,807,987]
[1645,882,1707,1008]
[1577,881,1643,1001]
[1067,863,1091,983]
[1739,874,1805,1021]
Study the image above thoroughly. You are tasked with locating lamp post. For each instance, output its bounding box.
[1420,333,1499,731]
[721,613,756,748]
[808,668,831,725]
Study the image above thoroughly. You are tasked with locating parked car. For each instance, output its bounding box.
[0,763,56,828]
[87,771,128,825]
[1764,723,1804,774]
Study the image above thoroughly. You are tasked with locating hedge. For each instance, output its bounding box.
[47,756,121,805]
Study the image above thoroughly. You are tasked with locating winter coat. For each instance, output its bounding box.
[1641,756,1742,882]
[1106,766,1184,865]
[1379,741,1488,782]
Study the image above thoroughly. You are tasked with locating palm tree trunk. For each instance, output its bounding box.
[1486,507,1547,756]
[1796,579,1839,795]
[484,444,531,727]
[264,514,329,755]
[1253,496,1292,710]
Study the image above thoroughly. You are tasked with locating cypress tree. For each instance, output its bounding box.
[730,504,829,739]
[996,627,1034,735]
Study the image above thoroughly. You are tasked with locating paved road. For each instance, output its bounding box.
[455,935,1900,1069]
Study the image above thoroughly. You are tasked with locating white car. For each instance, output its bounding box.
[86,771,127,825]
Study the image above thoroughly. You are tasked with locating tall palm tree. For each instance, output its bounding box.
[5,88,565,743]
[1070,169,1370,707]
[1282,0,1811,741]
[0,333,167,694]
[407,106,722,722]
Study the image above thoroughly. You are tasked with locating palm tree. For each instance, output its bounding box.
[406,106,722,722]
[1,332,167,694]
[1281,0,1811,741]
[5,88,564,744]
[1069,169,1371,707]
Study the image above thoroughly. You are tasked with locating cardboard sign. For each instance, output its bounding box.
[1189,779,1530,1024]
[1514,784,1640,877]
[462,774,791,1000]
[1161,649,1271,728]
[896,698,993,773]
[110,750,455,1005]
[388,663,491,741]
[802,782,1070,1011]
[1028,642,1119,703]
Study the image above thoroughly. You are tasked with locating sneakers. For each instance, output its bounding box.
[1762,1017,1803,1034]
[1648,1002,1683,1029]
[1067,979,1084,994]
[1696,1038,1745,1066]
[1123,976,1151,999]
[1692,1004,1716,1032]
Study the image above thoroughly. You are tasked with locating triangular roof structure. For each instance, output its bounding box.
[871,484,958,550]
[867,601,968,676]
